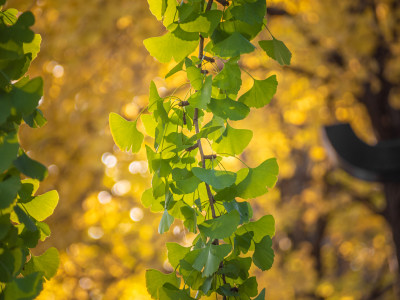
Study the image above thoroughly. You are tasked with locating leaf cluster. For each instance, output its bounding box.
[110,0,291,299]
[0,1,59,298]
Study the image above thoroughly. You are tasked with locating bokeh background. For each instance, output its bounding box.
[5,0,400,299]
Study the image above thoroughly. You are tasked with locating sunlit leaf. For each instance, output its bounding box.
[166,242,190,269]
[159,209,174,234]
[146,269,180,300]
[212,58,242,95]
[147,0,167,20]
[236,158,279,199]
[192,167,236,190]
[192,243,232,277]
[235,215,275,242]
[198,210,240,240]
[188,75,212,109]
[109,112,144,153]
[22,190,59,221]
[238,75,278,108]
[144,31,198,63]
[180,10,222,35]
[22,247,59,280]
[213,123,252,156]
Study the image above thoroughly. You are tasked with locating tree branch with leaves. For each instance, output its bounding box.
[110,0,291,298]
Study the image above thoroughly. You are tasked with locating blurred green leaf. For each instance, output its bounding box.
[13,153,48,181]
[0,175,20,209]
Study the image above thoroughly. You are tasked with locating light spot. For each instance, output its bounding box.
[97,191,112,204]
[112,180,131,196]
[79,277,93,290]
[52,64,64,78]
[129,160,148,174]
[48,164,59,175]
[88,226,103,240]
[101,152,117,168]
[279,237,292,251]
[173,226,181,236]
[130,207,144,222]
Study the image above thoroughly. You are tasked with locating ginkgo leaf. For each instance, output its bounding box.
[192,167,236,190]
[259,37,292,66]
[144,31,198,63]
[238,75,278,108]
[212,58,242,95]
[235,215,275,242]
[212,32,255,58]
[188,75,212,109]
[192,244,232,277]
[0,132,19,174]
[198,210,240,240]
[148,80,162,112]
[207,98,249,121]
[0,176,21,209]
[21,190,59,222]
[22,247,59,280]
[166,243,190,269]
[252,235,274,271]
[235,158,279,199]
[147,0,167,20]
[146,269,180,300]
[213,123,253,156]
[229,0,266,25]
[109,112,144,153]
[159,209,174,234]
[180,10,222,35]
[13,153,48,181]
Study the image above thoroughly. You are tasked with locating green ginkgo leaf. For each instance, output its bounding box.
[198,210,240,240]
[159,209,174,234]
[238,75,278,108]
[22,247,60,280]
[235,215,275,242]
[109,112,144,153]
[212,32,255,58]
[192,167,236,190]
[236,158,279,199]
[21,190,59,221]
[144,31,198,63]
[146,269,180,300]
[259,37,292,66]
[252,235,274,271]
[213,123,253,156]
[192,244,232,277]
[166,243,190,269]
